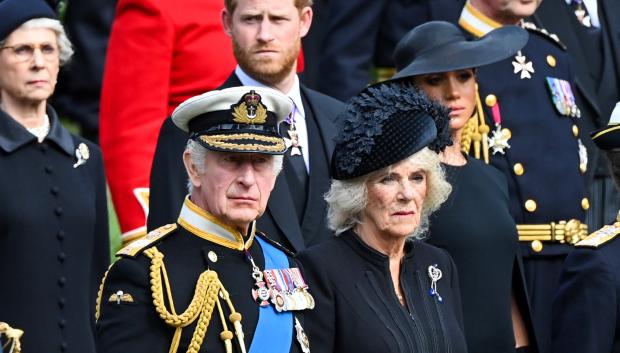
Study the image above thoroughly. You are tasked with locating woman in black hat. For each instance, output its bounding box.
[298,81,468,353]
[392,21,537,353]
[0,1,109,352]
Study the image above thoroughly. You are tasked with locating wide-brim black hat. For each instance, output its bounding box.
[0,0,56,40]
[172,86,292,155]
[331,82,451,180]
[391,21,528,80]
[591,103,620,151]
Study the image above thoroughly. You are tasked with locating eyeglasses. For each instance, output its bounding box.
[0,43,59,62]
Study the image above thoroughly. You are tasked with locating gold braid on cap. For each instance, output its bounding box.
[0,322,23,353]
[143,247,246,353]
[461,83,490,163]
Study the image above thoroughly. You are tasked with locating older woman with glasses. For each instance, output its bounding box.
[0,1,109,353]
[298,81,468,353]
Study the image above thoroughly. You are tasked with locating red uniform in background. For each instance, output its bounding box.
[99,0,236,242]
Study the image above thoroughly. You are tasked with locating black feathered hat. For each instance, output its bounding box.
[331,81,451,180]
[0,0,56,41]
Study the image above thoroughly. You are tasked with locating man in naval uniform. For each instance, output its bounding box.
[95,87,314,353]
[458,1,590,352]
[552,102,620,353]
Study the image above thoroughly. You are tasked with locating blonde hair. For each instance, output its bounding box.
[325,147,451,239]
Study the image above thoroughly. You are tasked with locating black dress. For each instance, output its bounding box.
[298,230,468,353]
[0,106,109,353]
[428,157,537,353]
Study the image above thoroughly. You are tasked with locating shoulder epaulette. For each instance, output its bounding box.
[116,224,177,257]
[521,21,567,50]
[576,224,620,248]
[256,231,296,258]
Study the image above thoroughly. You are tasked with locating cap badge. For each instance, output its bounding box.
[232,90,267,124]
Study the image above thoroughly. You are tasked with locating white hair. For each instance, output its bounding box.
[0,18,74,65]
[325,147,452,239]
[185,139,284,193]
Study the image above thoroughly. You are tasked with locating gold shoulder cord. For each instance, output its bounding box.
[0,322,23,353]
[95,264,114,322]
[462,83,490,164]
[143,247,246,353]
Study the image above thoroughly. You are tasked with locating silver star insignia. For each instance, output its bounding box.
[512,53,535,79]
[487,126,511,155]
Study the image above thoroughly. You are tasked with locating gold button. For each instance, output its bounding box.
[581,198,590,210]
[580,163,587,174]
[546,55,557,67]
[572,125,579,137]
[208,251,218,263]
[485,94,497,107]
[513,163,524,176]
[501,128,512,139]
[525,199,537,212]
[531,240,543,253]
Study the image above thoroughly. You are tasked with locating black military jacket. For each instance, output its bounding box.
[96,198,309,353]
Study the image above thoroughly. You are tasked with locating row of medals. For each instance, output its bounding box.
[253,268,315,312]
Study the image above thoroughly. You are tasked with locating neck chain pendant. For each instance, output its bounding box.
[246,251,271,307]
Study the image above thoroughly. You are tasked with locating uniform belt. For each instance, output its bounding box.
[517,219,588,247]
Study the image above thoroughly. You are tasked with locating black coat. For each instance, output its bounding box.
[317,0,465,101]
[428,158,538,353]
[552,225,620,353]
[298,230,468,353]
[96,221,308,353]
[147,73,344,252]
[0,107,109,353]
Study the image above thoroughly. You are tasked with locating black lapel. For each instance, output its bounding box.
[219,72,243,89]
[267,173,306,252]
[299,86,335,160]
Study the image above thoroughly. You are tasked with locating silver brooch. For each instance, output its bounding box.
[73,143,90,168]
[428,264,443,302]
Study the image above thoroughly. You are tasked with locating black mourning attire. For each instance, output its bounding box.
[428,157,538,353]
[298,231,468,353]
[0,106,109,353]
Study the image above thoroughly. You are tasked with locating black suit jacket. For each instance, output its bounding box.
[534,0,620,176]
[317,0,465,102]
[147,73,344,252]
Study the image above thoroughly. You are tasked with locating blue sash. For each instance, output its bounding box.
[249,237,293,353]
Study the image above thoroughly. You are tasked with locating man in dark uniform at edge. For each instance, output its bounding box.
[96,87,314,353]
[147,0,344,253]
[552,102,620,353]
[457,1,590,352]
[533,0,620,232]
[316,0,465,102]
